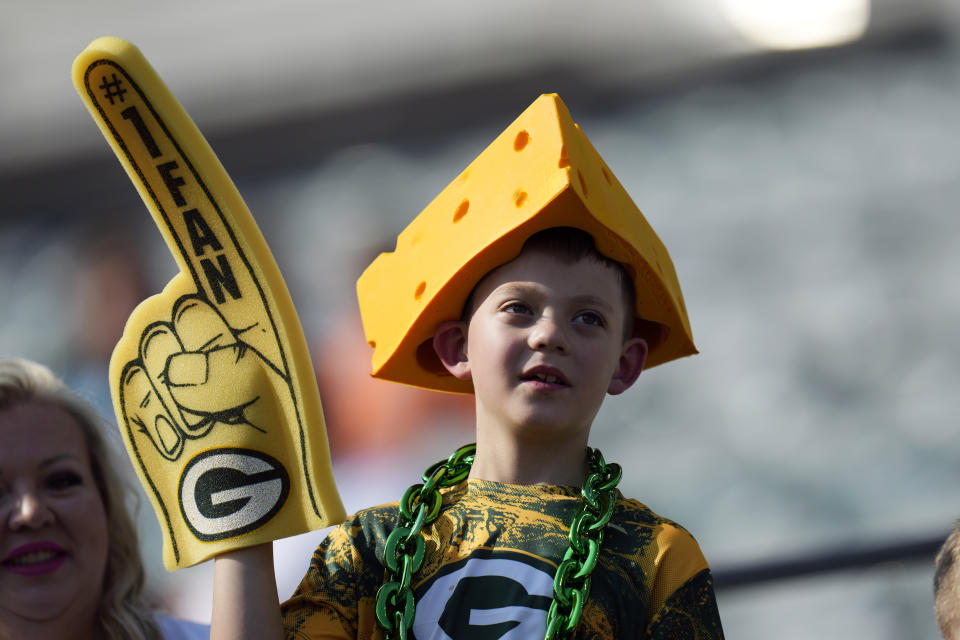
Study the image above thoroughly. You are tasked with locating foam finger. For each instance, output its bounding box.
[76,37,345,568]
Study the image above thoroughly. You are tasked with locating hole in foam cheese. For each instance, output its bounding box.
[514,130,530,151]
[453,199,470,223]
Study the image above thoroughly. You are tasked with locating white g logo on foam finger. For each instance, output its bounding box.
[178,448,290,541]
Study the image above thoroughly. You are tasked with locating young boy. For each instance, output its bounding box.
[211,94,723,639]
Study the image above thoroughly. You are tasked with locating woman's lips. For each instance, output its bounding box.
[1,542,67,577]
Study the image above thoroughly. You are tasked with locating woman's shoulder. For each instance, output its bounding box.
[154,614,211,640]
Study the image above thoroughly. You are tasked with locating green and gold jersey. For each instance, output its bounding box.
[281,479,723,639]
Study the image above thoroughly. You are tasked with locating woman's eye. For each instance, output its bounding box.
[46,471,83,491]
[574,311,605,327]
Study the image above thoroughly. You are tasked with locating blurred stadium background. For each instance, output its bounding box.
[2,1,960,637]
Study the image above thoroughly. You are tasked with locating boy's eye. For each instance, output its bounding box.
[46,470,83,491]
[574,311,605,327]
[500,302,532,315]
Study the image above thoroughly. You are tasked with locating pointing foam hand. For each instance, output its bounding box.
[72,37,345,569]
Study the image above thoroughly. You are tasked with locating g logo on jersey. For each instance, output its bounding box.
[413,554,555,640]
[178,448,290,541]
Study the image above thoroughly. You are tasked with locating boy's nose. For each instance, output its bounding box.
[528,315,569,353]
[7,491,55,530]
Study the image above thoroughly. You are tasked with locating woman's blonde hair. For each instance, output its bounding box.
[0,358,162,640]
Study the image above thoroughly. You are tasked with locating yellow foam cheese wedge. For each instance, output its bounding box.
[72,37,344,569]
[358,93,696,394]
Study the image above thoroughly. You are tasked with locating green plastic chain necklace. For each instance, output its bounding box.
[375,443,622,640]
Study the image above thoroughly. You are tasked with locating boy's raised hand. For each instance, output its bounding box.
[72,37,344,570]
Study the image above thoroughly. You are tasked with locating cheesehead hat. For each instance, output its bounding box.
[357,93,696,393]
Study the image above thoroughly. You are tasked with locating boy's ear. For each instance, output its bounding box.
[432,320,472,380]
[607,337,648,395]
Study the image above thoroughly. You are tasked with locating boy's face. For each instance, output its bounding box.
[436,247,647,442]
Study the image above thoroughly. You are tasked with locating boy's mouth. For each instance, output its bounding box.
[520,366,570,387]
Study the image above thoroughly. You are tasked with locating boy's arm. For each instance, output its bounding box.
[212,544,284,640]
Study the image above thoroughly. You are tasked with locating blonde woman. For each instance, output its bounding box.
[0,358,208,640]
